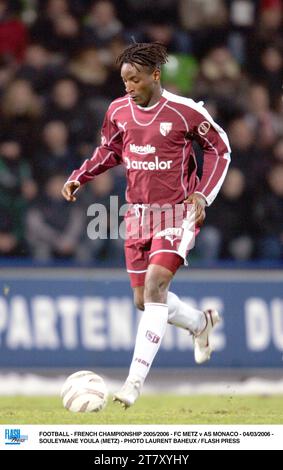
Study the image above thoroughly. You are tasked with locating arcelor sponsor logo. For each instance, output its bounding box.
[125,156,173,170]
[130,144,156,154]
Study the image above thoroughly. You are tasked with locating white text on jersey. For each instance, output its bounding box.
[129,144,156,155]
[124,156,173,171]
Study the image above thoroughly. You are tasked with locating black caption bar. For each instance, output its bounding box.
[4,450,276,466]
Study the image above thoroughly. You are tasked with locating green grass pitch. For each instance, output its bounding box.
[0,395,282,424]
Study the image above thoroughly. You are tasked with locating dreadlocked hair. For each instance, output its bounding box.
[116,42,168,70]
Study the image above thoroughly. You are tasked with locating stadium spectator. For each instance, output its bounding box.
[253,162,283,260]
[227,117,264,189]
[0,137,37,256]
[246,83,280,149]
[193,46,243,97]
[16,44,64,94]
[273,137,283,163]
[131,19,192,54]
[255,44,283,107]
[246,0,283,76]
[34,120,79,183]
[78,172,125,265]
[0,79,43,159]
[0,56,17,93]
[197,168,254,261]
[0,0,29,63]
[68,46,112,99]
[179,0,229,58]
[83,0,123,47]
[43,78,98,151]
[30,0,71,50]
[26,173,84,261]
[122,0,179,27]
[192,46,249,121]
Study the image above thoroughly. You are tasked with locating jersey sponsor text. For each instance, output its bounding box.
[125,156,173,170]
[129,144,156,155]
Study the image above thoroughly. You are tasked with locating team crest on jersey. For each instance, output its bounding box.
[160,122,172,136]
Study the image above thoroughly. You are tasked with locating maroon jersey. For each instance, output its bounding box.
[68,90,231,206]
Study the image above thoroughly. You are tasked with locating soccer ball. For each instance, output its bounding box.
[61,370,108,412]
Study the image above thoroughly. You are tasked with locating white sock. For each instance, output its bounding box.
[128,302,168,383]
[167,291,206,335]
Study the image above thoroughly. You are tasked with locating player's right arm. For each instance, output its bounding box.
[62,105,122,202]
[62,181,80,202]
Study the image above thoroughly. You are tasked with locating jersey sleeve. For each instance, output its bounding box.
[189,103,231,206]
[67,107,123,185]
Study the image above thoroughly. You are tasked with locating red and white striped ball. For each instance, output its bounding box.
[61,370,108,412]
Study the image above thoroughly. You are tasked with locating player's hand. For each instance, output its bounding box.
[184,193,206,227]
[61,181,80,202]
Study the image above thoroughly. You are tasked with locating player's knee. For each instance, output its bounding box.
[144,265,172,302]
[144,276,168,301]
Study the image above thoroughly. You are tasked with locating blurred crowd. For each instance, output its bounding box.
[0,0,282,266]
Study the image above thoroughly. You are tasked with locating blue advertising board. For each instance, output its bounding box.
[0,269,282,368]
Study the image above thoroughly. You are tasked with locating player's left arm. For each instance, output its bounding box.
[184,192,206,227]
[189,104,231,209]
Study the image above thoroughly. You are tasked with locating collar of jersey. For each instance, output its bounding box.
[136,90,167,111]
